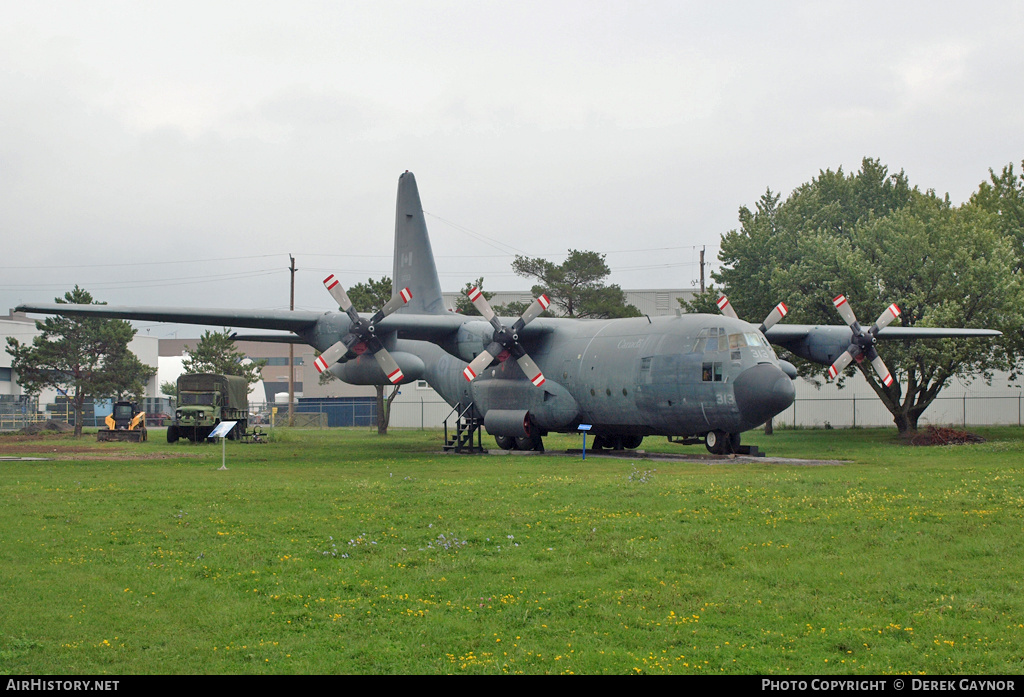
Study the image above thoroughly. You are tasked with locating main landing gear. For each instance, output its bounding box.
[591,434,643,451]
[494,432,544,452]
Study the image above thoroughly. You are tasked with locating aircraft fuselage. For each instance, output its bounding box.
[318,311,795,441]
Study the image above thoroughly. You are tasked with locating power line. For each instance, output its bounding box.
[0,254,283,271]
[0,269,284,291]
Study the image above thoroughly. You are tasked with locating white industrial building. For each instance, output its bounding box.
[1,310,161,426]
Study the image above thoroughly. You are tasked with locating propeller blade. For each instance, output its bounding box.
[517,294,551,327]
[323,274,360,322]
[871,303,901,334]
[463,347,498,382]
[371,287,413,323]
[313,341,349,374]
[716,295,739,319]
[868,351,894,387]
[515,353,546,387]
[467,286,496,322]
[832,294,858,328]
[827,350,855,380]
[372,347,406,384]
[758,302,789,332]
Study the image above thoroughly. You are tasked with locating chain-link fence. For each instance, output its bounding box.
[5,394,1022,432]
[775,394,1024,429]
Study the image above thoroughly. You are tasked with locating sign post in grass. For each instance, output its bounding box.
[210,420,238,470]
[578,424,592,460]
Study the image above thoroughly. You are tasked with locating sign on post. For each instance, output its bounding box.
[210,421,238,470]
[578,424,592,460]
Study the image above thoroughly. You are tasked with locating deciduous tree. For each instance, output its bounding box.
[970,160,1024,269]
[712,158,1024,432]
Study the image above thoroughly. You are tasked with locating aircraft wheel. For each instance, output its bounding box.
[705,430,729,455]
[167,425,178,444]
[621,435,643,450]
[591,435,608,450]
[494,435,516,450]
[516,432,544,452]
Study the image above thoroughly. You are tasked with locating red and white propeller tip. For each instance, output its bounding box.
[716,294,787,332]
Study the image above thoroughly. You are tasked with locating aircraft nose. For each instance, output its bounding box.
[733,363,796,428]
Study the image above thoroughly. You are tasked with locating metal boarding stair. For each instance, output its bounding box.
[443,402,486,453]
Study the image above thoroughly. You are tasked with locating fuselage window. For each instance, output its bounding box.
[702,361,723,382]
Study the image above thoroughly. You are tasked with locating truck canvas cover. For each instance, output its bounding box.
[177,373,249,409]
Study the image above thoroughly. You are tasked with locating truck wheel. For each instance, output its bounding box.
[167,425,178,444]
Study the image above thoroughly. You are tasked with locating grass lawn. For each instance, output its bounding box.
[1,426,1022,674]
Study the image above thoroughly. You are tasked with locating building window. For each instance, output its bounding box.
[0,367,11,382]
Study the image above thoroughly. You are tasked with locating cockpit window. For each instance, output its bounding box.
[729,332,769,349]
[692,327,728,353]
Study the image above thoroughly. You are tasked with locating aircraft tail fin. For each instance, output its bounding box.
[393,171,447,315]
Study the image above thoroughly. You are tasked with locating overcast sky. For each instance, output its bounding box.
[3,1,1022,336]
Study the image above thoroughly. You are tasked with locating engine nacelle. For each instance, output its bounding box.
[331,351,424,385]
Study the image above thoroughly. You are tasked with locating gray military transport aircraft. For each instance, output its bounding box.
[17,172,1000,454]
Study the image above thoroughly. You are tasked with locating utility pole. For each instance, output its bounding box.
[288,254,295,427]
[699,246,705,294]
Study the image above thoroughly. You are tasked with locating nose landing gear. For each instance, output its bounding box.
[705,430,741,455]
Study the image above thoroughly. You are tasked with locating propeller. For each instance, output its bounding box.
[716,295,789,333]
[461,286,550,387]
[313,274,412,384]
[827,295,901,387]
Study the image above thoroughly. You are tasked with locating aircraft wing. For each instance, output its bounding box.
[767,325,1002,342]
[15,302,473,342]
[765,324,1002,366]
[15,303,325,333]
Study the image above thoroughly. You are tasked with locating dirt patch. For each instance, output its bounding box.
[19,420,74,435]
[45,452,203,461]
[906,426,986,446]
[0,434,202,460]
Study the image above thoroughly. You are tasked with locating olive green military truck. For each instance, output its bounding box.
[168,373,249,443]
